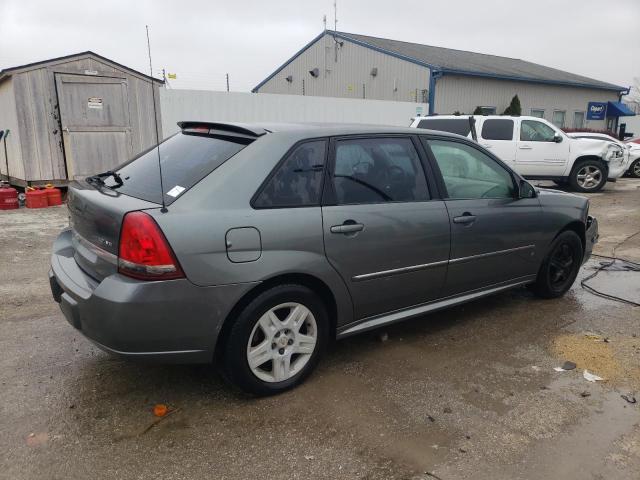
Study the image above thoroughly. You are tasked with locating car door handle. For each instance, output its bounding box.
[330,222,364,234]
[519,145,533,150]
[452,213,476,225]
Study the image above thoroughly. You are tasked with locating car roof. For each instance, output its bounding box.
[178,120,465,140]
[413,115,546,121]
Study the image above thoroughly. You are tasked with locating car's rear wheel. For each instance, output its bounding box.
[222,284,328,396]
[628,158,640,178]
[569,160,606,192]
[532,231,583,299]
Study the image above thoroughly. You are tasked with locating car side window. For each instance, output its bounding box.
[253,140,326,208]
[481,119,514,141]
[332,137,429,204]
[520,120,556,142]
[426,139,515,199]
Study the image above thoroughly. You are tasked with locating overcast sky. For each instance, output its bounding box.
[1,0,638,92]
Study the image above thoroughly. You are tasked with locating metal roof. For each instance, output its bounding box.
[0,51,164,84]
[254,30,625,92]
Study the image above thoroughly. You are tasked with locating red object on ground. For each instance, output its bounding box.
[44,185,63,206]
[0,184,19,210]
[25,188,49,208]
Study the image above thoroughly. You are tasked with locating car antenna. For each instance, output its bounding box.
[146,25,167,213]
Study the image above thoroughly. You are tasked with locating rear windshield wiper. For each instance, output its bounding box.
[86,170,123,188]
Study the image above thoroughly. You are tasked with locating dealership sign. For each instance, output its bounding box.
[587,102,607,120]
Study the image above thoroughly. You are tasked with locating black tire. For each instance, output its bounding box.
[222,284,328,396]
[569,159,607,192]
[532,231,583,299]
[628,158,640,178]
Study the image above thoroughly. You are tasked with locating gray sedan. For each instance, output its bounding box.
[50,122,598,395]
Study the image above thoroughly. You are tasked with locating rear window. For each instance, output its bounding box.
[481,119,514,141]
[104,132,251,204]
[417,118,471,137]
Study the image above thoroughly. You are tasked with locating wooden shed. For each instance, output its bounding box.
[0,51,163,186]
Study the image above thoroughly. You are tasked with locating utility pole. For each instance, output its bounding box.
[334,1,337,31]
[323,14,327,30]
[226,73,229,92]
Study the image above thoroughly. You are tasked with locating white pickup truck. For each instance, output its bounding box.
[410,115,627,192]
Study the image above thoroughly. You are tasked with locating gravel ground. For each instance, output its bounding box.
[1,179,639,480]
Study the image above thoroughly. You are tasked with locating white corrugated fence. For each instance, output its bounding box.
[159,89,427,138]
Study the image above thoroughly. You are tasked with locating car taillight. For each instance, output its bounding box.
[118,211,184,281]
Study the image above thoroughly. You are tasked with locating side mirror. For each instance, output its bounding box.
[553,133,563,143]
[518,179,536,199]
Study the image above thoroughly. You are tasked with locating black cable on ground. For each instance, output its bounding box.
[580,230,640,307]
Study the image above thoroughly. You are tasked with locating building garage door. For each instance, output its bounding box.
[55,74,133,179]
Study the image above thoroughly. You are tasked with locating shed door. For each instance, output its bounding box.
[55,74,132,178]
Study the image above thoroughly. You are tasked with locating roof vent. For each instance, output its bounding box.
[370,67,378,77]
[309,68,320,78]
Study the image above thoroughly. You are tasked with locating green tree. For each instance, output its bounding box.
[473,106,483,115]
[503,95,522,116]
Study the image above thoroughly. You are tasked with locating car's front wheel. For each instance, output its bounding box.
[532,230,583,299]
[569,159,607,192]
[222,284,328,396]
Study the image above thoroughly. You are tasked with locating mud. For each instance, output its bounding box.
[1,179,639,479]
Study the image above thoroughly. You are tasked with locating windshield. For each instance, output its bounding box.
[103,132,251,205]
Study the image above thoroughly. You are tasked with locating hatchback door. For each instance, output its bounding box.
[422,137,542,295]
[321,136,450,320]
[516,119,569,176]
[67,127,254,281]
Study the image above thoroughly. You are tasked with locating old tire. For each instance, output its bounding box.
[569,159,607,192]
[532,231,583,299]
[628,158,640,178]
[222,284,328,396]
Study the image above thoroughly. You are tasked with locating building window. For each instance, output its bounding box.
[552,111,566,128]
[573,111,585,129]
[480,106,496,115]
[530,109,545,118]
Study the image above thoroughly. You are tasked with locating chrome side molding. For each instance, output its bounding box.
[448,244,535,265]
[352,244,535,281]
[352,259,448,282]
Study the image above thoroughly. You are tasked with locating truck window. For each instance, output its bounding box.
[481,119,514,141]
[417,118,471,137]
[520,120,556,142]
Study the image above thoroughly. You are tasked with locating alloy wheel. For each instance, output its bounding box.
[576,165,603,190]
[246,302,318,383]
[549,242,575,289]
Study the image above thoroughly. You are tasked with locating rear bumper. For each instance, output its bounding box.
[583,215,598,264]
[50,229,257,363]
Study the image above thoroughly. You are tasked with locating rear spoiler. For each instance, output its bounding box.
[177,121,269,138]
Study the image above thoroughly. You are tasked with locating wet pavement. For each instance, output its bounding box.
[1,179,639,479]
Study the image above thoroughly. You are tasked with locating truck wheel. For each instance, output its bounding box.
[569,160,606,192]
[532,231,583,299]
[628,159,640,178]
[222,284,328,396]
